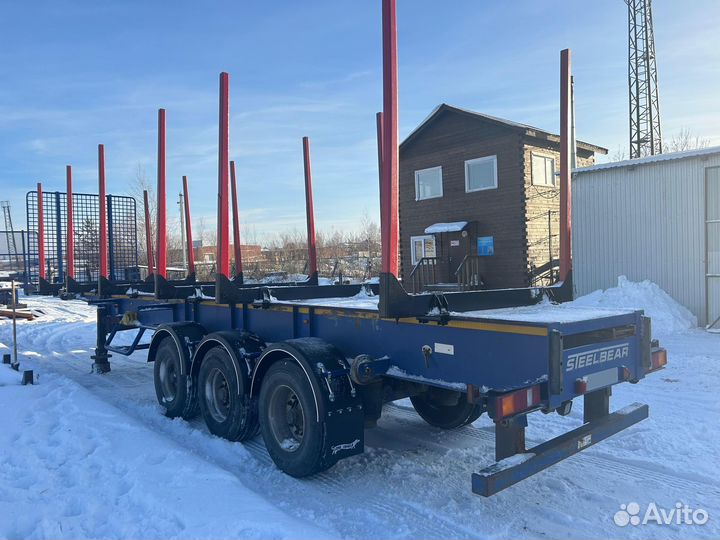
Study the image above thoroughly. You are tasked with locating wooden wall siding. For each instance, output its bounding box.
[399,111,528,288]
[521,138,595,285]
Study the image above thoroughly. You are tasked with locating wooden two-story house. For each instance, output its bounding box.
[399,104,607,291]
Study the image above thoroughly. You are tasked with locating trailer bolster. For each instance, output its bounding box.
[472,402,648,497]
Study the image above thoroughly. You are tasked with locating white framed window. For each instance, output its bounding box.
[532,153,557,186]
[410,235,437,265]
[415,166,443,200]
[465,156,498,192]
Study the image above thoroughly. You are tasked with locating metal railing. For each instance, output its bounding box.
[454,255,484,290]
[409,257,440,293]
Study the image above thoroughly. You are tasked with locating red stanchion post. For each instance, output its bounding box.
[302,137,318,277]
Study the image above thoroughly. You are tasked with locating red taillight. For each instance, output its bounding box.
[575,378,588,395]
[648,347,667,372]
[495,385,541,419]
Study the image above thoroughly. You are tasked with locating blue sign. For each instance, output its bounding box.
[477,236,494,256]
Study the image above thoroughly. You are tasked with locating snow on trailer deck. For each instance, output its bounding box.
[1,280,719,539]
[280,290,637,324]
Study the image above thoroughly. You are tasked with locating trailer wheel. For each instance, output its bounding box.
[259,360,328,477]
[410,388,482,429]
[198,347,258,441]
[154,338,198,419]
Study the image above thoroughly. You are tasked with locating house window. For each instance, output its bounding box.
[410,235,436,265]
[415,166,443,200]
[465,156,498,192]
[532,154,557,186]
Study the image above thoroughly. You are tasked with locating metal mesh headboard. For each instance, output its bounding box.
[26,191,138,285]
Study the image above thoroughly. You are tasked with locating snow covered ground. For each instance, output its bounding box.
[0,279,718,539]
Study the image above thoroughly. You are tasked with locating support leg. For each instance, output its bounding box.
[91,305,112,373]
[495,414,528,461]
[584,387,611,423]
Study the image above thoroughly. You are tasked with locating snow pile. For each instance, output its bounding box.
[0,365,22,386]
[573,276,697,334]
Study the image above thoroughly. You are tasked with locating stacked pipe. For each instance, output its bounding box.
[559,49,572,283]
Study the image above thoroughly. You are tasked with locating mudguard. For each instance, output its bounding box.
[252,337,364,466]
[148,322,207,375]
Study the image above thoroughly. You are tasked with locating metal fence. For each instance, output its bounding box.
[26,191,138,285]
[0,230,32,284]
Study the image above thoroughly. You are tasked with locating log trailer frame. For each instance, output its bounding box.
[40,0,668,496]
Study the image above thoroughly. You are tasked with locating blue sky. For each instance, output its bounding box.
[1,1,718,242]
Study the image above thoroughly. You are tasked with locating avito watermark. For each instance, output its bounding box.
[614,502,709,527]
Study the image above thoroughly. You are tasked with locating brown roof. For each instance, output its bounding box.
[400,103,608,155]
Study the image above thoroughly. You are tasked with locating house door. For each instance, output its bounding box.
[706,167,720,329]
[447,231,468,279]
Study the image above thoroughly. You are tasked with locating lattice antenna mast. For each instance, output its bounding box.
[627,0,662,158]
[1,201,19,263]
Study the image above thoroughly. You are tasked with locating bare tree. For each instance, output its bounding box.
[665,128,711,153]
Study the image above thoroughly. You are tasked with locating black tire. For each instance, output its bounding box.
[153,338,198,419]
[259,360,329,478]
[198,346,258,441]
[410,388,483,429]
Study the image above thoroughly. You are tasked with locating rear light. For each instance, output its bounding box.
[648,347,667,372]
[495,385,541,419]
[575,378,587,395]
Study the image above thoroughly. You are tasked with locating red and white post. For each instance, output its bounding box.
[37,182,45,281]
[66,165,74,280]
[302,136,318,279]
[98,144,108,279]
[182,176,195,277]
[559,49,572,283]
[216,72,231,278]
[380,0,399,278]
[156,109,167,279]
[230,161,243,281]
[143,190,155,276]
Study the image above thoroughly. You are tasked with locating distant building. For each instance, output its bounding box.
[196,244,263,264]
[399,104,607,291]
[573,147,720,328]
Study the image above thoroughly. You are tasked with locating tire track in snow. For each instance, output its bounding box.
[385,404,720,497]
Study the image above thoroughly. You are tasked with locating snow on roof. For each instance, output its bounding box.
[424,221,468,234]
[574,145,720,174]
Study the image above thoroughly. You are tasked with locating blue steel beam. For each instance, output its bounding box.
[472,403,649,496]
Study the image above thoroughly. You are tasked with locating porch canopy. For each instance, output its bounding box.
[424,221,468,234]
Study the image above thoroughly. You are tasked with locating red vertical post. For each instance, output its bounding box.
[229,161,243,278]
[381,0,399,277]
[143,190,155,276]
[216,72,230,277]
[156,108,167,279]
[98,144,108,279]
[559,49,572,282]
[182,176,195,276]
[66,166,74,279]
[302,137,318,277]
[376,111,384,231]
[37,182,45,280]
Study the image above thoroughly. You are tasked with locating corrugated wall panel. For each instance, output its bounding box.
[573,153,720,326]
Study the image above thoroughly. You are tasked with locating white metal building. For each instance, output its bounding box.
[572,147,720,328]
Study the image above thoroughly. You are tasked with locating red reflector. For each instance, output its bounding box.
[575,378,588,395]
[495,385,541,419]
[649,348,667,371]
